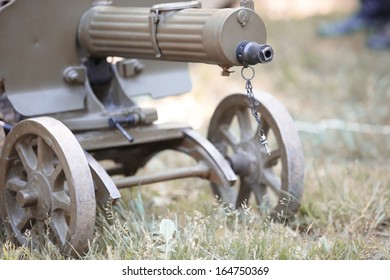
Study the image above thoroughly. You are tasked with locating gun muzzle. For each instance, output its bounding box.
[78,2,270,67]
[236,42,274,66]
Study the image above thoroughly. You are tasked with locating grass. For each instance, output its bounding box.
[1,1,390,259]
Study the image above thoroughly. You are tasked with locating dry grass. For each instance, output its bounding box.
[1,0,390,259]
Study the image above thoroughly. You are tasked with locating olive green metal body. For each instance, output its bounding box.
[0,0,266,122]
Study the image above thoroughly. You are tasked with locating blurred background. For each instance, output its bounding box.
[135,0,390,215]
[145,0,390,161]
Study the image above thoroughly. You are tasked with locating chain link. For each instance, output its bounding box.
[241,66,271,155]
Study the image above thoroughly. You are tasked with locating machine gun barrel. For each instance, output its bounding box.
[78,2,273,67]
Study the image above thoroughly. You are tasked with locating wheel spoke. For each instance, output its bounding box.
[260,169,281,195]
[263,148,281,168]
[236,108,253,141]
[262,120,270,136]
[16,210,33,232]
[252,183,270,210]
[37,137,55,175]
[31,220,46,245]
[52,191,71,213]
[36,220,46,236]
[15,140,38,172]
[50,214,69,247]
[219,125,239,150]
[235,178,252,208]
[49,164,64,192]
[6,178,27,192]
[249,115,270,141]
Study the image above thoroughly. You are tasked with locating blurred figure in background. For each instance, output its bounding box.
[318,0,390,49]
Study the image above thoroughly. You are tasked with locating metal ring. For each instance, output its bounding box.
[241,66,255,81]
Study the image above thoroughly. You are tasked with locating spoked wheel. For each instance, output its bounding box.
[0,126,4,225]
[0,125,4,155]
[208,92,304,218]
[0,117,96,256]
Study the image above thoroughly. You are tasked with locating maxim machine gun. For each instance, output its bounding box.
[0,0,304,255]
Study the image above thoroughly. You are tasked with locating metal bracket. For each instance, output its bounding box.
[117,59,144,79]
[240,0,255,10]
[149,1,201,58]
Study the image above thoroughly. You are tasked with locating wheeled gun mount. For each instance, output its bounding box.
[0,1,305,257]
[78,1,273,70]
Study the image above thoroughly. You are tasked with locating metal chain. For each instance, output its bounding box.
[241,66,271,155]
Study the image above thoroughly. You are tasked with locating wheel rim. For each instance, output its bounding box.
[208,93,304,216]
[0,126,4,157]
[0,117,96,255]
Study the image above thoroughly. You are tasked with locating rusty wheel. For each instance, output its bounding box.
[208,92,304,217]
[0,117,96,255]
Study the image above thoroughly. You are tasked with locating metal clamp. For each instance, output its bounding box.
[149,1,201,58]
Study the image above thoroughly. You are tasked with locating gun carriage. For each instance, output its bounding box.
[0,0,304,255]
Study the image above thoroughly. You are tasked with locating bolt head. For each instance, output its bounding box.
[237,10,249,26]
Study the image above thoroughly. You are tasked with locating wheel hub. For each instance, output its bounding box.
[15,172,52,220]
[229,140,263,183]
